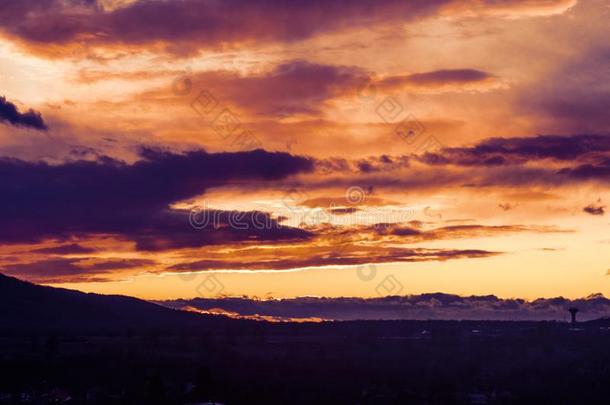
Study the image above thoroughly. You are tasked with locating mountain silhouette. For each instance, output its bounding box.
[0,273,227,335]
[3,272,610,337]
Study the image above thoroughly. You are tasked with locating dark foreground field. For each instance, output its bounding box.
[2,274,610,404]
[3,320,610,404]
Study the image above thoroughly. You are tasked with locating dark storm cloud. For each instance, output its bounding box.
[270,135,610,194]
[0,0,449,53]
[0,96,48,131]
[306,135,610,190]
[557,158,610,181]
[392,134,610,186]
[263,132,610,206]
[419,134,610,166]
[0,148,313,248]
[130,209,312,252]
[0,0,573,56]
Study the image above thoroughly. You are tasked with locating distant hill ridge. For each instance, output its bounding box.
[0,273,226,335]
[2,273,610,336]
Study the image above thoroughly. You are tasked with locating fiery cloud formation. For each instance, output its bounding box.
[184,60,369,116]
[0,0,608,304]
[0,0,576,57]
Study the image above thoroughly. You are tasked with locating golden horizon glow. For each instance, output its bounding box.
[1,0,609,302]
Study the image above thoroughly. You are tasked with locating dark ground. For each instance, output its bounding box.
[2,274,610,404]
[1,319,610,404]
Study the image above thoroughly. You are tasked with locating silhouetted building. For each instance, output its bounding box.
[569,307,579,324]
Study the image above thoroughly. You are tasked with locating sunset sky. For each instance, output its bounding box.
[1,0,609,301]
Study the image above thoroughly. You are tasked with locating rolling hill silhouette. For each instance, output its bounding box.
[3,272,610,337]
[0,273,227,335]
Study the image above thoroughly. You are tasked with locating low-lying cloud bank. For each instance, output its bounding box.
[161,293,610,322]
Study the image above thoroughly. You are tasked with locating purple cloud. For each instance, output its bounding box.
[0,148,313,248]
[0,1,571,56]
[0,96,48,131]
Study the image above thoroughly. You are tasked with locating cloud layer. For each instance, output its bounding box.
[0,148,313,246]
[0,0,575,56]
[162,292,610,322]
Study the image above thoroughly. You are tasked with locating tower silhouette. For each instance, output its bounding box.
[568,307,579,325]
